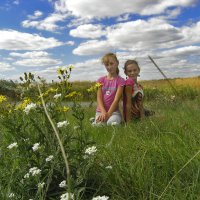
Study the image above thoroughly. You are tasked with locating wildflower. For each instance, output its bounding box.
[59,180,67,188]
[63,106,70,112]
[65,91,81,99]
[38,182,45,189]
[60,192,74,200]
[0,95,7,103]
[7,142,18,149]
[24,173,30,179]
[95,82,102,88]
[68,65,74,71]
[85,146,97,155]
[15,98,31,110]
[87,83,102,92]
[170,95,176,101]
[45,155,54,162]
[24,103,37,114]
[54,93,61,99]
[29,167,41,176]
[8,193,15,198]
[57,120,69,128]
[57,67,64,75]
[32,143,40,151]
[42,88,58,97]
[105,165,112,169]
[92,195,109,200]
[73,125,80,130]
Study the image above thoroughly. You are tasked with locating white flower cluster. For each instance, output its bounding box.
[7,142,18,149]
[38,182,45,189]
[60,192,74,200]
[45,155,54,162]
[54,93,61,99]
[24,167,41,178]
[8,193,15,198]
[57,120,69,128]
[24,103,37,114]
[85,146,97,155]
[105,165,112,169]
[32,143,40,151]
[73,125,80,130]
[92,195,109,200]
[59,180,66,188]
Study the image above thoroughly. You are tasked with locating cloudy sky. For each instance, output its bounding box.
[0,0,200,82]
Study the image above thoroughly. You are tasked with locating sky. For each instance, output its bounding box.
[0,0,200,82]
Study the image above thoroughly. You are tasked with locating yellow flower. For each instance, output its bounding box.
[15,98,31,110]
[68,65,74,71]
[0,95,7,103]
[42,88,58,97]
[65,91,81,99]
[87,82,102,93]
[57,67,63,75]
[95,82,102,88]
[63,106,70,112]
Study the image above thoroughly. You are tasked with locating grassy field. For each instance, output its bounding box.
[0,76,200,199]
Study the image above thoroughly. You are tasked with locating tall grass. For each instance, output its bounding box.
[0,74,200,199]
[82,97,200,199]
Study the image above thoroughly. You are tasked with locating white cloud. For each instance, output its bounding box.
[0,30,65,50]
[22,12,69,32]
[161,46,200,57]
[10,51,49,58]
[10,51,62,67]
[15,58,61,67]
[54,0,196,19]
[73,40,113,55]
[66,41,75,46]
[0,62,15,72]
[72,19,200,57]
[70,24,106,39]
[27,10,43,20]
[180,21,200,45]
[13,0,20,5]
[72,18,182,55]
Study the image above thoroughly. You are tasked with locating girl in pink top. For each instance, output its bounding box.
[123,60,145,122]
[94,53,125,125]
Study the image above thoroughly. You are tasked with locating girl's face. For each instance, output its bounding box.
[125,63,140,80]
[104,57,118,75]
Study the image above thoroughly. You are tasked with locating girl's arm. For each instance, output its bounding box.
[125,86,132,122]
[96,87,107,122]
[137,93,145,119]
[107,86,124,119]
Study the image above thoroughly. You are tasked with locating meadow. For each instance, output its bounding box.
[0,69,200,200]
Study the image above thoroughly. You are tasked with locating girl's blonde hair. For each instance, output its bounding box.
[101,53,119,75]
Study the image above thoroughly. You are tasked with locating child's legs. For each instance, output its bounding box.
[107,111,122,125]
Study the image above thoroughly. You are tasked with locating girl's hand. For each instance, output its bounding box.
[96,112,107,122]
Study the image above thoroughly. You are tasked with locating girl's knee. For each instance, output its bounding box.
[107,115,122,125]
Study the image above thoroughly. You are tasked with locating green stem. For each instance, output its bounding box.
[37,83,71,200]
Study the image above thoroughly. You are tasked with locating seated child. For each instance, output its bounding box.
[123,60,154,122]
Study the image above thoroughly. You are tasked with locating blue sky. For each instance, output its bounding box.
[0,0,200,82]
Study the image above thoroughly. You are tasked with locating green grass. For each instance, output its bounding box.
[0,91,200,199]
[82,97,200,199]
